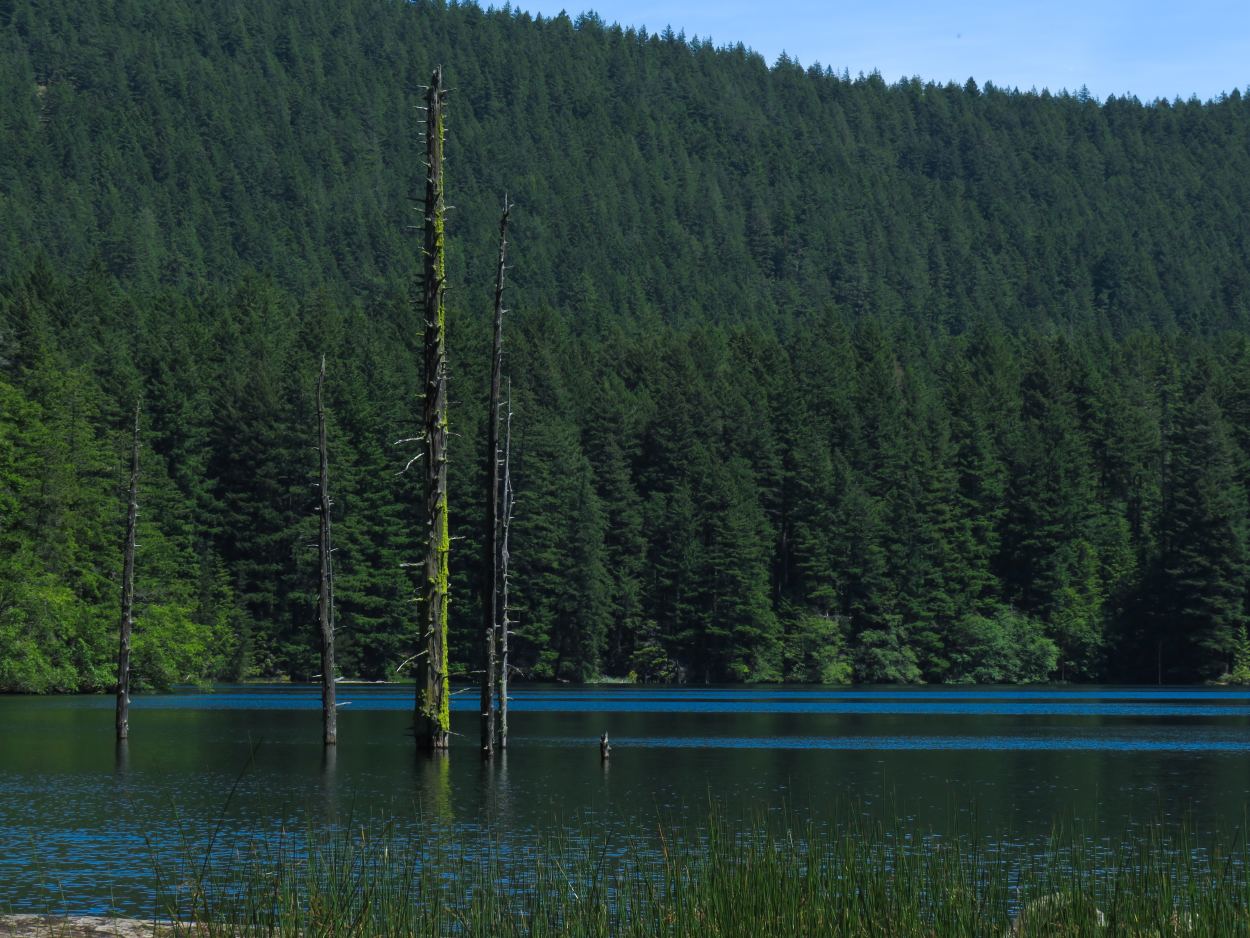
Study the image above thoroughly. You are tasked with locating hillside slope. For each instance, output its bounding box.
[3,0,1250,331]
[4,1,1250,688]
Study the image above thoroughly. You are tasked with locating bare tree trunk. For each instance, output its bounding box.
[496,384,514,750]
[115,403,140,741]
[481,198,511,758]
[317,356,337,746]
[417,65,451,751]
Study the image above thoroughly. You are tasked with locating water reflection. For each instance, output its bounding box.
[592,733,1250,752]
[3,684,1250,915]
[319,743,338,822]
[493,748,513,828]
[415,749,452,822]
[113,738,130,777]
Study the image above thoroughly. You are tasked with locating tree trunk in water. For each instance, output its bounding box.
[481,198,510,758]
[417,65,451,751]
[497,384,514,750]
[115,403,140,741]
[317,356,337,746]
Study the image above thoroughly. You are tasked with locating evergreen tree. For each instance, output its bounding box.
[6,0,1250,689]
[1155,381,1249,679]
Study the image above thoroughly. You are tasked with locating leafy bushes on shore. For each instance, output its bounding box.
[948,609,1058,684]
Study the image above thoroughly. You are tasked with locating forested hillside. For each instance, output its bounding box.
[3,0,1250,689]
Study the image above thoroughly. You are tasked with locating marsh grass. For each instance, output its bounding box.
[147,806,1250,937]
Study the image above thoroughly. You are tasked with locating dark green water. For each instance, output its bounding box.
[3,684,1250,914]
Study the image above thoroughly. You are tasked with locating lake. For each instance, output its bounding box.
[2,684,1249,915]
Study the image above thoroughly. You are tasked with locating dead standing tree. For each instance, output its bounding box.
[496,382,514,750]
[416,65,451,751]
[316,356,337,746]
[115,402,140,741]
[480,197,510,758]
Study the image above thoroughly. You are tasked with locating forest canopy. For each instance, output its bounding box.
[3,0,1250,689]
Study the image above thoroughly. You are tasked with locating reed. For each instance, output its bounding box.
[155,810,1250,937]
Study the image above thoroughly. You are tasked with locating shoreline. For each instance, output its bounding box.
[0,918,169,938]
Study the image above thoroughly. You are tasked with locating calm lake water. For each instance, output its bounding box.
[2,684,1250,914]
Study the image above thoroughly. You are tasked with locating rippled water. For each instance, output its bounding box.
[2,684,1249,914]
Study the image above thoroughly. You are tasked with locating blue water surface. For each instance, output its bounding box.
[2,683,1249,915]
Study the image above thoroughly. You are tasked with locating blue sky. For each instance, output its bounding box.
[515,1,1250,102]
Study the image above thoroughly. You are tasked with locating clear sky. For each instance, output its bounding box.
[515,0,1250,102]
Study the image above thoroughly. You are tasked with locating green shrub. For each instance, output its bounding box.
[948,607,1059,684]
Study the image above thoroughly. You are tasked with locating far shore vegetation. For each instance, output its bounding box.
[8,0,1250,696]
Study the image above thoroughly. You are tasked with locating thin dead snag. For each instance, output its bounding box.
[316,356,337,746]
[115,402,140,741]
[416,65,451,751]
[496,382,514,750]
[481,197,511,758]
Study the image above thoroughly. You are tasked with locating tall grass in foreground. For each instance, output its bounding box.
[156,812,1250,937]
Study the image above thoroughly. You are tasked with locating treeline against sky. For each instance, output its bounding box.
[4,0,1250,330]
[3,0,1250,688]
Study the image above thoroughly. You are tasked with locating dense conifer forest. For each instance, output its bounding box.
[4,0,1250,690]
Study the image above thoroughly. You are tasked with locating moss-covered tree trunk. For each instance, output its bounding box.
[416,66,450,751]
[115,403,140,741]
